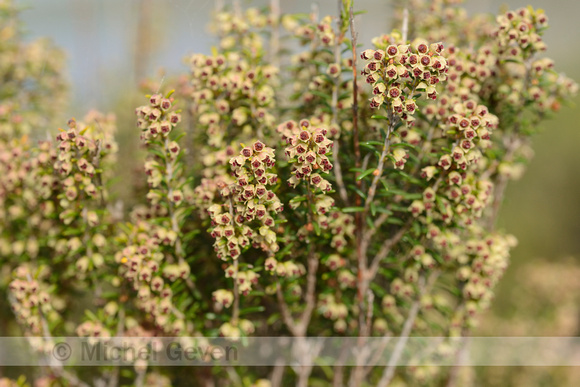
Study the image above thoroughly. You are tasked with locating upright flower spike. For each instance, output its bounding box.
[285,119,334,192]
[360,34,449,126]
[136,92,181,143]
[208,141,282,260]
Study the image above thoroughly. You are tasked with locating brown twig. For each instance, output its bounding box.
[275,282,298,336]
[368,220,412,279]
[295,246,319,335]
[348,6,361,172]
[330,2,350,205]
[269,0,281,68]
[163,138,197,295]
[228,195,240,325]
[377,271,439,387]
[363,112,397,216]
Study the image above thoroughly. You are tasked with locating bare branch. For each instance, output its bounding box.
[368,220,411,279]
[275,282,298,336]
[296,247,319,335]
[270,359,285,387]
[402,7,409,42]
[348,5,361,173]
[330,0,349,205]
[377,272,440,387]
[233,0,242,18]
[363,114,396,216]
[164,138,197,294]
[228,195,240,325]
[269,0,281,68]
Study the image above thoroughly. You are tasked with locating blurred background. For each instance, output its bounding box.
[14,0,580,385]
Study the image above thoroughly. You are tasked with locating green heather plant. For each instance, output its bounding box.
[0,0,577,386]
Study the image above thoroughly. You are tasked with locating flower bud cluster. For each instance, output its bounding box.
[361,33,449,125]
[489,7,578,114]
[115,221,189,334]
[441,100,497,170]
[188,52,278,147]
[410,175,494,231]
[320,210,355,252]
[8,265,57,335]
[51,114,117,281]
[0,137,60,266]
[211,8,269,54]
[219,319,255,340]
[447,228,516,332]
[399,0,495,48]
[282,14,356,137]
[212,289,234,309]
[135,92,181,143]
[318,294,349,331]
[54,113,117,215]
[284,119,334,191]
[263,257,306,278]
[223,264,260,296]
[76,320,111,339]
[208,141,282,260]
[494,7,548,56]
[278,114,346,144]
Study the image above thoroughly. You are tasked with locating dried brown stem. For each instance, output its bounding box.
[363,112,397,216]
[228,195,240,325]
[331,0,349,205]
[377,271,439,387]
[275,282,298,336]
[368,220,412,279]
[269,0,281,68]
[163,138,197,294]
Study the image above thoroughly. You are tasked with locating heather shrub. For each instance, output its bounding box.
[0,0,577,386]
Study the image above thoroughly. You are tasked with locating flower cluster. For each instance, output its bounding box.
[114,221,189,335]
[8,265,57,335]
[208,141,282,259]
[442,100,497,170]
[282,13,358,139]
[494,7,548,55]
[399,0,495,48]
[285,119,334,191]
[263,257,306,278]
[490,8,578,114]
[188,52,278,147]
[318,294,349,329]
[361,34,449,125]
[218,319,255,340]
[136,93,181,142]
[211,7,270,55]
[0,138,58,263]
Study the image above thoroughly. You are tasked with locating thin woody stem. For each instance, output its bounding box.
[275,282,298,336]
[228,195,240,325]
[269,0,281,68]
[348,2,366,336]
[363,111,397,216]
[276,182,319,337]
[377,271,439,387]
[163,138,196,294]
[331,0,349,205]
[402,7,409,42]
[368,220,412,279]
